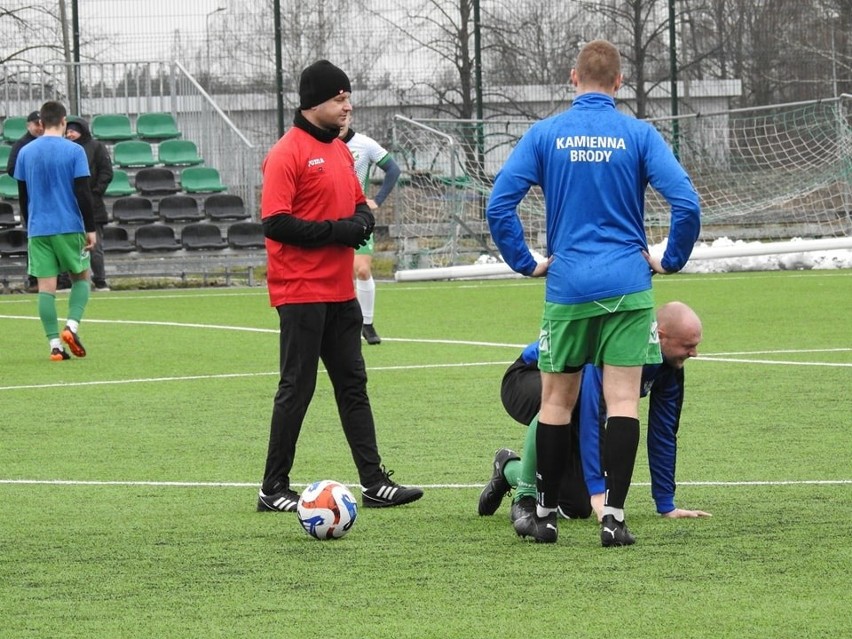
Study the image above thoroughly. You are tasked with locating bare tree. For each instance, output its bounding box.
[203,0,376,98]
[0,3,64,65]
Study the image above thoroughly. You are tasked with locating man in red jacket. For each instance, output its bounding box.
[256,60,423,513]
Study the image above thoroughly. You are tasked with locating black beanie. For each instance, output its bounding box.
[298,60,351,110]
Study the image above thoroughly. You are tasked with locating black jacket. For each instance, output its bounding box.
[6,132,38,175]
[68,118,114,224]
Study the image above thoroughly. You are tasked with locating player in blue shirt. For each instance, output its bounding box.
[479,302,711,529]
[485,40,701,545]
[14,101,95,361]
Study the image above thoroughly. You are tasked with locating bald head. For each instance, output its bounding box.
[657,302,702,369]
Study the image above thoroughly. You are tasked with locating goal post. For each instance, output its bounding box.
[389,96,852,280]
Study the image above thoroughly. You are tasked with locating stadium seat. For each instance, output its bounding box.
[181,223,227,250]
[204,193,249,221]
[0,201,17,227]
[134,223,180,251]
[0,144,11,172]
[101,226,135,252]
[135,112,181,141]
[134,167,180,195]
[1,116,28,143]
[113,140,156,168]
[158,195,204,223]
[111,196,157,224]
[180,166,227,193]
[157,139,203,166]
[0,174,18,199]
[0,227,27,256]
[91,114,135,141]
[105,170,136,197]
[227,221,265,249]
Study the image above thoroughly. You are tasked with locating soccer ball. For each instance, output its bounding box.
[297,480,358,540]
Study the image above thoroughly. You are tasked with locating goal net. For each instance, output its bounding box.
[389,96,852,279]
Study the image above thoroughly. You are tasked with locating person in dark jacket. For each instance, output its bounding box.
[7,110,44,292]
[65,117,113,291]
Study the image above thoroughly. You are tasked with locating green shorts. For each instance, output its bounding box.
[355,232,374,256]
[28,233,91,278]
[538,302,660,371]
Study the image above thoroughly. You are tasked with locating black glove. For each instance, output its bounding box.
[351,207,375,236]
[331,220,369,248]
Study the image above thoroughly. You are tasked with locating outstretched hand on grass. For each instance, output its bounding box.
[662,508,713,518]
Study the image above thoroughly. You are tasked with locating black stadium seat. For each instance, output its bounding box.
[0,227,28,256]
[204,193,249,221]
[134,168,180,196]
[111,196,157,224]
[101,226,135,252]
[181,223,227,250]
[158,195,204,223]
[0,201,17,227]
[227,222,265,249]
[134,223,180,251]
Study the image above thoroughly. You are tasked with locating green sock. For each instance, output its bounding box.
[38,292,59,340]
[503,459,521,489]
[514,415,539,501]
[67,279,90,324]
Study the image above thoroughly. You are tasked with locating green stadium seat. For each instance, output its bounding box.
[136,112,181,141]
[180,166,227,193]
[2,117,28,143]
[0,173,19,199]
[0,144,11,172]
[157,139,203,166]
[113,140,156,168]
[105,170,136,197]
[91,114,135,141]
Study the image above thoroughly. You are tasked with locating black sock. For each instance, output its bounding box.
[602,416,640,509]
[536,421,571,509]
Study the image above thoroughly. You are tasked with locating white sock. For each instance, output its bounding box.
[536,504,557,518]
[66,319,79,333]
[603,506,625,522]
[356,277,376,324]
[49,338,62,350]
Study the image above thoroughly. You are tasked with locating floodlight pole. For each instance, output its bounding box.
[71,0,81,115]
[668,0,680,159]
[206,7,226,84]
[274,0,285,138]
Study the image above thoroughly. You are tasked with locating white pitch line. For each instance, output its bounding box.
[0,479,849,488]
[698,356,852,367]
[0,361,513,392]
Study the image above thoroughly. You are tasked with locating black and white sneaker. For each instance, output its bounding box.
[477,447,520,516]
[257,487,300,512]
[514,510,558,544]
[600,514,636,547]
[361,468,423,508]
[509,495,536,524]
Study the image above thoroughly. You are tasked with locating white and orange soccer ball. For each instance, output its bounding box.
[297,480,358,540]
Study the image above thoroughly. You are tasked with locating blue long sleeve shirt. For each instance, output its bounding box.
[487,93,701,304]
[520,341,684,514]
